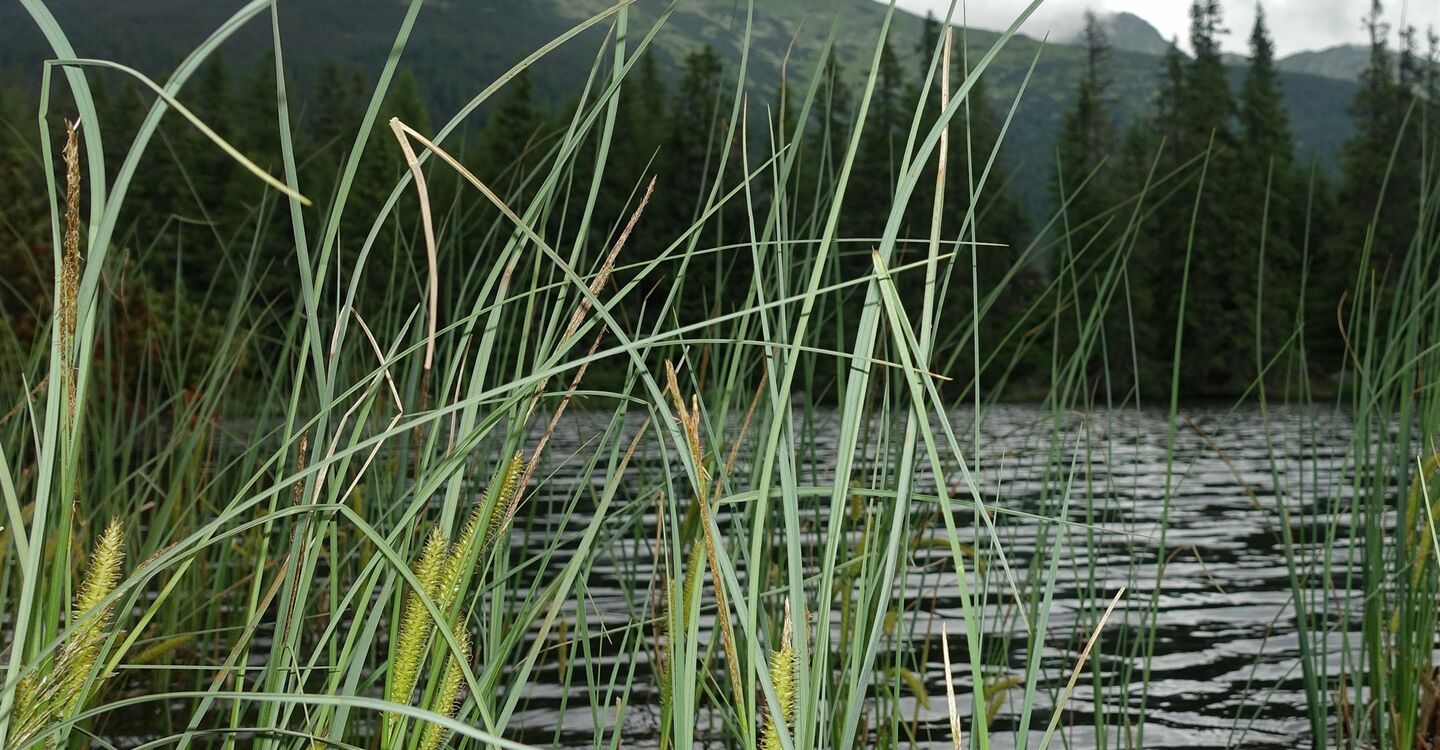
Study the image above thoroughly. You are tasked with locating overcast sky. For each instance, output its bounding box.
[886,0,1440,56]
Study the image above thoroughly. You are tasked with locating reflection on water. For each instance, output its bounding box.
[505,405,1370,749]
[95,405,1393,749]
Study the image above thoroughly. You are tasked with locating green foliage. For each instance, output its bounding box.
[1238,6,1304,374]
[1302,0,1439,377]
[0,3,1404,399]
[1052,12,1126,379]
[479,67,542,186]
[0,83,48,346]
[0,3,1437,750]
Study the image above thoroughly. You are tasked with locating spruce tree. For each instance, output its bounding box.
[798,48,853,356]
[607,52,667,238]
[1122,39,1189,391]
[341,69,432,305]
[663,46,724,227]
[602,51,669,325]
[1318,1,1415,370]
[952,70,1030,293]
[1336,0,1408,262]
[187,57,235,215]
[1146,1,1255,395]
[1053,11,1123,379]
[1239,3,1301,374]
[846,38,906,253]
[1240,6,1292,166]
[479,66,541,194]
[1156,40,1187,152]
[1180,1,1236,148]
[1055,11,1120,273]
[308,63,367,201]
[229,52,291,308]
[661,45,729,325]
[806,48,852,213]
[936,58,1035,390]
[917,12,942,83]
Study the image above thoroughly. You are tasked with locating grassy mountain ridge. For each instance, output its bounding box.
[1096,11,1173,57]
[1279,44,1375,81]
[1100,12,1373,84]
[0,0,1357,214]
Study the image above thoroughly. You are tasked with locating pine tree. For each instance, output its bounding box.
[1240,6,1292,166]
[661,45,730,325]
[479,66,541,194]
[1317,1,1416,370]
[845,37,907,252]
[1052,11,1125,380]
[806,48,852,211]
[1239,3,1302,375]
[1141,2,1255,395]
[1055,11,1120,271]
[187,56,236,213]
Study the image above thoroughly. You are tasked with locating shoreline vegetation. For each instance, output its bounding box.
[1,0,1437,749]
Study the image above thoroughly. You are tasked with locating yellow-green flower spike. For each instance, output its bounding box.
[762,601,796,750]
[420,628,470,750]
[10,519,128,747]
[389,529,451,724]
[480,453,525,557]
[56,519,126,718]
[73,519,125,621]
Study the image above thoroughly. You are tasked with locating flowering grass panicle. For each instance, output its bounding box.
[388,457,523,739]
[388,528,451,722]
[419,627,470,750]
[762,601,797,750]
[12,519,126,747]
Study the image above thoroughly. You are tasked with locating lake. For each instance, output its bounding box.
[491,404,1373,749]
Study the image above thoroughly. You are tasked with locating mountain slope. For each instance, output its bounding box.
[0,0,1357,215]
[1279,44,1372,81]
[1098,11,1174,56]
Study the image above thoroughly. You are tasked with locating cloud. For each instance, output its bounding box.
[887,0,1440,56]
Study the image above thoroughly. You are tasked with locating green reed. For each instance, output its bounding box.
[1,1,1437,750]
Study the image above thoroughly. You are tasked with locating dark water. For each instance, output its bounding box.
[501,405,1370,749]
[98,405,1385,749]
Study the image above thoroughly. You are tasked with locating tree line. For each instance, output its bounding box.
[1059,0,1439,396]
[0,0,1435,399]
